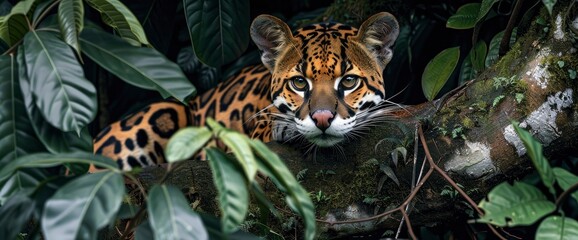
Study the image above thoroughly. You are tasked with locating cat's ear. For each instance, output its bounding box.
[354,12,400,70]
[250,15,295,70]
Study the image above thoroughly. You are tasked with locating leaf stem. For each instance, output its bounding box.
[32,0,61,29]
[555,181,578,210]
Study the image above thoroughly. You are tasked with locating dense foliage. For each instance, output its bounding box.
[0,0,576,239]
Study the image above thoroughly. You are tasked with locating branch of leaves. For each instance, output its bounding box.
[166,118,316,240]
[475,122,578,238]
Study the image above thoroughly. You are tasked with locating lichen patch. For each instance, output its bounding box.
[503,88,574,156]
[444,141,496,179]
[554,14,565,40]
[525,47,551,89]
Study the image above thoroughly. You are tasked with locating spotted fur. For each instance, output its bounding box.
[93,12,399,171]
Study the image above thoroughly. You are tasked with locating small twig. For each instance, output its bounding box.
[499,0,525,56]
[400,208,417,240]
[555,181,578,209]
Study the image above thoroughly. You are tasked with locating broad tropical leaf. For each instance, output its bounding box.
[250,140,316,240]
[0,54,44,166]
[0,152,118,184]
[0,193,34,239]
[459,50,476,85]
[0,0,35,46]
[421,47,460,101]
[42,171,124,240]
[58,0,84,55]
[166,127,212,162]
[470,40,487,71]
[553,167,578,203]
[206,148,249,234]
[477,0,499,23]
[542,0,557,15]
[147,184,208,240]
[207,118,257,180]
[536,216,578,239]
[23,31,96,134]
[85,0,149,46]
[0,168,46,205]
[79,28,195,102]
[485,29,517,68]
[183,0,250,67]
[446,3,480,29]
[478,182,555,226]
[17,47,92,153]
[513,123,555,195]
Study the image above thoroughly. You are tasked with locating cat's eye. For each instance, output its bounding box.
[340,75,359,90]
[290,77,308,91]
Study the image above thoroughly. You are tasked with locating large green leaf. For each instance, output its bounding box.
[0,0,35,46]
[485,28,517,68]
[458,50,476,85]
[58,0,84,55]
[0,168,46,205]
[553,167,578,203]
[207,118,257,181]
[470,40,487,71]
[206,148,249,234]
[166,127,212,162]
[542,0,557,15]
[23,31,96,134]
[446,3,480,29]
[79,28,195,102]
[536,216,578,239]
[250,139,316,240]
[147,184,208,240]
[85,0,149,46]
[0,54,44,166]
[183,0,250,67]
[0,152,118,184]
[476,0,499,23]
[42,171,124,240]
[421,47,460,101]
[0,193,34,239]
[478,182,555,227]
[17,47,92,153]
[513,123,555,195]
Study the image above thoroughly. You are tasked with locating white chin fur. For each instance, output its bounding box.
[295,114,355,147]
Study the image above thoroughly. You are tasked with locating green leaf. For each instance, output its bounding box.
[0,168,46,205]
[459,50,476,85]
[553,167,578,203]
[513,122,555,195]
[0,193,34,239]
[147,184,208,240]
[58,0,84,55]
[219,129,257,181]
[79,28,195,102]
[166,127,212,162]
[536,216,578,239]
[0,53,44,166]
[478,182,555,227]
[477,0,499,23]
[485,29,517,68]
[542,0,557,15]
[23,31,96,134]
[183,0,250,67]
[250,140,316,240]
[206,148,249,234]
[17,48,92,153]
[42,171,124,240]
[0,152,118,184]
[84,0,149,46]
[135,219,154,240]
[446,3,481,29]
[421,47,460,101]
[470,40,487,71]
[0,0,35,46]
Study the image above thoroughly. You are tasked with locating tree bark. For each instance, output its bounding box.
[136,10,578,238]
